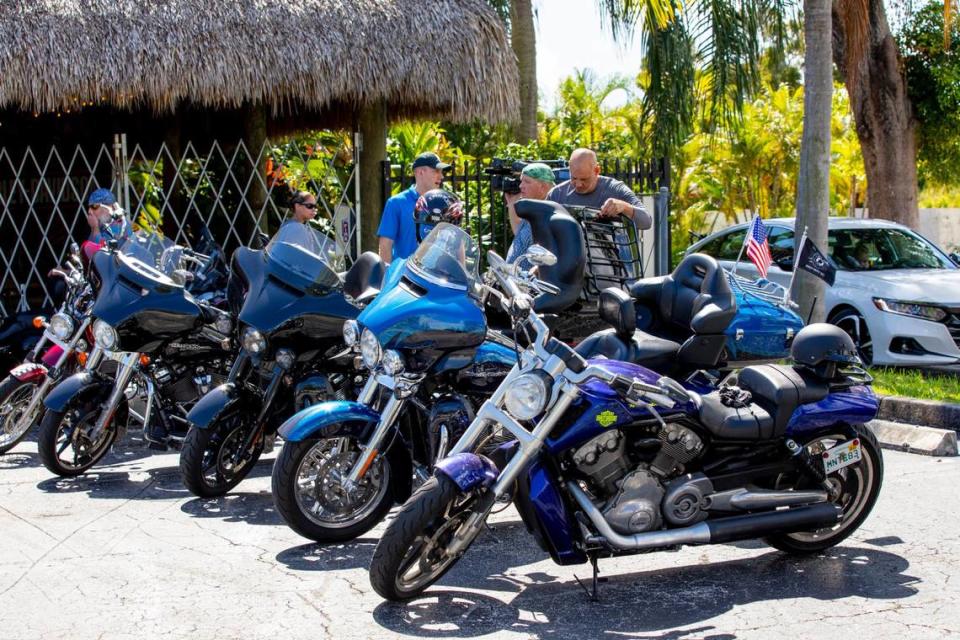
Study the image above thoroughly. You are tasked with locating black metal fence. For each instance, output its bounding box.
[381,157,671,268]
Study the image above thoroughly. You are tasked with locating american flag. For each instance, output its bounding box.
[745,215,773,277]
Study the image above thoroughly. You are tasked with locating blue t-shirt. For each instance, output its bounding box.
[377,185,419,261]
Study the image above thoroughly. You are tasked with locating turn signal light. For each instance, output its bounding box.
[76,352,88,367]
[32,316,45,329]
[139,355,151,367]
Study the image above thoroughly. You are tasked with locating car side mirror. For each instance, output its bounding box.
[774,255,794,271]
[523,244,557,267]
[950,252,960,267]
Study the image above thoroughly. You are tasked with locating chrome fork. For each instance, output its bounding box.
[89,352,139,440]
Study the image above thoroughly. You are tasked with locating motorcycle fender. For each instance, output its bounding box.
[186,383,251,430]
[11,362,48,383]
[43,371,111,412]
[278,400,381,442]
[434,453,498,492]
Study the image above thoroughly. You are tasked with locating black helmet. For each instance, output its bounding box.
[790,323,861,378]
[415,189,463,241]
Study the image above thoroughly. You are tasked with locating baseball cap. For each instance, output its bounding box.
[88,188,117,207]
[521,163,557,184]
[412,152,451,170]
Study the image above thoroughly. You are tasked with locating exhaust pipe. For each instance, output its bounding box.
[567,481,841,551]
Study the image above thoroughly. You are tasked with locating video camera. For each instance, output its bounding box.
[485,158,568,195]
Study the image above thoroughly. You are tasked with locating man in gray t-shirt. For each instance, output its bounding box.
[547,148,652,229]
[548,148,652,296]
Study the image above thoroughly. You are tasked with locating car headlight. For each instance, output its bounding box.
[360,328,381,369]
[242,327,267,354]
[49,313,74,340]
[873,298,947,322]
[343,319,360,347]
[504,372,551,421]
[382,350,404,375]
[275,348,296,370]
[92,319,118,350]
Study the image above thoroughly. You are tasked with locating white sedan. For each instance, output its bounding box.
[687,217,960,367]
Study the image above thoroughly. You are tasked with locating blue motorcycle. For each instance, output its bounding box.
[369,247,884,601]
[271,224,517,542]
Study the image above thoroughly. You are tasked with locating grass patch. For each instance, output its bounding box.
[869,367,960,404]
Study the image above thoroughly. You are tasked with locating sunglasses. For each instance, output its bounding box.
[296,202,318,210]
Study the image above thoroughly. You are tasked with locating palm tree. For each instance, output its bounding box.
[485,0,538,142]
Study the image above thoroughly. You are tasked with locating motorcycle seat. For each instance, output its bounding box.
[343,251,384,305]
[574,287,680,373]
[698,391,775,439]
[736,364,830,435]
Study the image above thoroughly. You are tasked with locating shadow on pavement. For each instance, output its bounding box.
[180,486,281,526]
[368,520,919,639]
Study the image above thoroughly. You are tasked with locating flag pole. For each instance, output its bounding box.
[784,225,808,306]
[732,215,754,275]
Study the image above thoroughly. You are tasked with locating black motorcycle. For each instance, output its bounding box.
[179,222,370,497]
[36,229,233,476]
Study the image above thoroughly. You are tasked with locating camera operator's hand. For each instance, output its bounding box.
[600,198,634,220]
[503,191,522,207]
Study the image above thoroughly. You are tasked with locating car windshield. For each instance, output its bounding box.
[408,223,480,290]
[828,228,953,271]
[265,220,339,289]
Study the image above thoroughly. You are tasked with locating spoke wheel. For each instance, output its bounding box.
[272,431,396,543]
[830,309,873,366]
[0,376,41,454]
[766,424,883,553]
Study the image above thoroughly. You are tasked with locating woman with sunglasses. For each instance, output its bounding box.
[290,191,319,223]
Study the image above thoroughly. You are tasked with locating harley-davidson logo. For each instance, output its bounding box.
[596,410,617,428]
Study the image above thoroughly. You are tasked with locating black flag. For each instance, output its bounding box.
[797,237,837,286]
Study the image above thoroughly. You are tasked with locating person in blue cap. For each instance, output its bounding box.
[377,152,450,264]
[81,188,130,261]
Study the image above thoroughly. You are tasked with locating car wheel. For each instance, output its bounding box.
[829,308,873,367]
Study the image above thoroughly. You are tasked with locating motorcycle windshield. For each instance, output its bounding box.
[265,221,340,292]
[407,223,479,291]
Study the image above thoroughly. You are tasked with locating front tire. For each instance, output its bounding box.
[36,407,118,476]
[0,375,42,454]
[179,416,264,498]
[271,433,395,543]
[370,475,483,601]
[766,424,883,554]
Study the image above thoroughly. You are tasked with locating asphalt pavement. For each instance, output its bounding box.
[1,433,958,640]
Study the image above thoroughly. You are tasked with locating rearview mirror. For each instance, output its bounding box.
[774,255,794,271]
[523,244,557,267]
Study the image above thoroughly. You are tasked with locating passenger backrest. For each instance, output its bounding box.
[515,199,586,314]
[343,251,384,302]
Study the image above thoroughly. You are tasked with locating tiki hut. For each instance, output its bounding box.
[0,0,519,248]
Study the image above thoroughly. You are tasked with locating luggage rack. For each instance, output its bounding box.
[564,205,644,301]
[725,269,796,309]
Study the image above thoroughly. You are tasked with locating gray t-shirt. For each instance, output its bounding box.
[547,176,651,229]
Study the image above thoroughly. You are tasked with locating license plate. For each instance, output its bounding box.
[822,438,862,474]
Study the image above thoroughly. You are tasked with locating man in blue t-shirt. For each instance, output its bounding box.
[377,152,450,263]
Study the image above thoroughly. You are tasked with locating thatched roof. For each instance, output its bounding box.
[0,0,519,124]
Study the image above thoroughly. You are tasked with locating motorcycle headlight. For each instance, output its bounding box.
[504,372,551,421]
[92,319,118,350]
[343,319,360,347]
[49,313,74,340]
[242,327,267,355]
[360,328,381,369]
[275,348,296,370]
[214,315,232,335]
[382,350,405,375]
[873,298,947,322]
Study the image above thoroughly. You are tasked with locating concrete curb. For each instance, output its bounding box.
[877,396,960,433]
[866,419,958,457]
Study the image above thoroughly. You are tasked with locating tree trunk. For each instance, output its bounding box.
[242,101,268,234]
[833,0,919,229]
[510,0,538,142]
[358,101,387,254]
[795,0,833,323]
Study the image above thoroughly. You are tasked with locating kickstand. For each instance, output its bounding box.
[574,554,605,601]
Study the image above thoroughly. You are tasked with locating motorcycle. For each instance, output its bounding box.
[0,244,96,454]
[36,227,233,476]
[270,223,520,542]
[180,221,368,497]
[368,246,884,601]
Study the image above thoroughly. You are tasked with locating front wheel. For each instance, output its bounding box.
[36,406,118,476]
[179,416,264,498]
[766,424,884,553]
[0,375,42,454]
[272,433,395,543]
[370,475,484,601]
